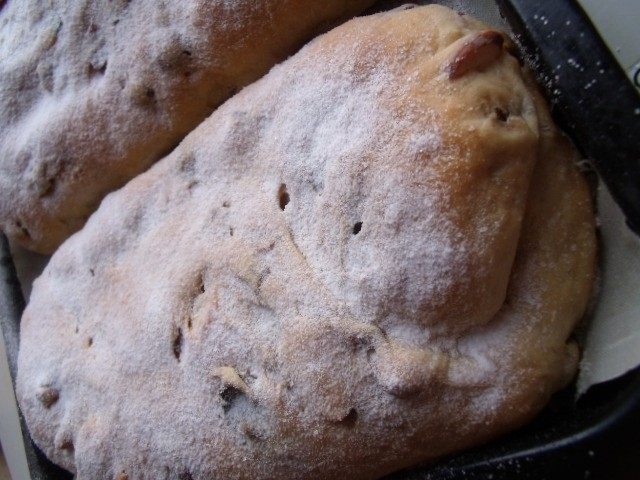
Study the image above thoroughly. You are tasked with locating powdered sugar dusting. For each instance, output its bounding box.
[0,0,376,253]
[16,5,596,480]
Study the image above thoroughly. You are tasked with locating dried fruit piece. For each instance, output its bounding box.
[36,386,59,409]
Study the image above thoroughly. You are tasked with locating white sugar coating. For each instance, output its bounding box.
[17,5,596,480]
[0,0,376,254]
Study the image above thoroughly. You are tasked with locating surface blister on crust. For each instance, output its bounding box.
[16,5,596,480]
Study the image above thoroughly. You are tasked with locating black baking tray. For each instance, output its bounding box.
[2,0,640,478]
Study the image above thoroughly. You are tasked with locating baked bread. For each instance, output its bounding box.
[0,0,374,254]
[17,5,596,479]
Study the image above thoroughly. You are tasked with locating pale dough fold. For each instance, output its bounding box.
[17,5,596,480]
[0,0,374,253]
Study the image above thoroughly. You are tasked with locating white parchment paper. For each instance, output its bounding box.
[577,186,640,394]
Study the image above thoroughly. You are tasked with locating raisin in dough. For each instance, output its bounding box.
[0,0,374,254]
[17,5,596,479]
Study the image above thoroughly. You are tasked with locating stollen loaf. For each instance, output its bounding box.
[0,0,374,253]
[17,5,596,479]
